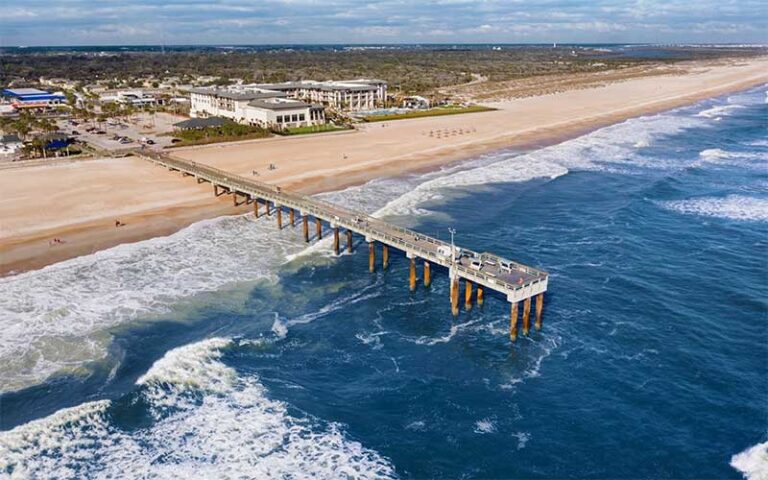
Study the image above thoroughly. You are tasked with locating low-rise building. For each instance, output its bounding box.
[100,90,165,107]
[0,134,23,157]
[1,88,67,111]
[402,95,430,109]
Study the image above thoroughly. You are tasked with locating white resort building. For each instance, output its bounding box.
[189,79,386,127]
[251,79,387,111]
[189,86,324,129]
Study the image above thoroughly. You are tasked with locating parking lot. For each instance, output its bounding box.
[59,112,184,152]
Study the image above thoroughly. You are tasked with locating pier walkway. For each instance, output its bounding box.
[143,152,549,340]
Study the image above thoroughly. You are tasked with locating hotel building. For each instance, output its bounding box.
[189,86,325,129]
[189,78,386,127]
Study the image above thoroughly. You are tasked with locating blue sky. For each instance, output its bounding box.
[1,0,766,46]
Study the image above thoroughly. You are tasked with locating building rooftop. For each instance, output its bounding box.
[0,134,22,144]
[3,88,50,96]
[252,81,379,92]
[189,86,287,101]
[3,88,66,101]
[248,98,311,111]
[174,116,230,129]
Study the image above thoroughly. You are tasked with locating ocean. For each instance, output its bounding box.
[0,86,766,479]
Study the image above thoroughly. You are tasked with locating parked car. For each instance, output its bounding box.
[171,138,182,144]
[95,130,106,135]
[72,130,80,135]
[119,138,133,144]
[145,139,155,145]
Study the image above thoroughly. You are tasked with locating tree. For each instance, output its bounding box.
[11,118,32,140]
[38,118,57,134]
[65,91,77,107]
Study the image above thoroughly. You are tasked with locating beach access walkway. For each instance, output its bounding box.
[143,151,549,340]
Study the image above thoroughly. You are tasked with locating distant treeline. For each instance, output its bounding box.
[1,46,764,94]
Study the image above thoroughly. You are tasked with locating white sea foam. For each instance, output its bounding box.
[731,441,768,480]
[0,214,305,393]
[410,317,485,346]
[271,313,289,339]
[0,338,396,479]
[512,432,531,450]
[697,148,768,167]
[696,104,744,118]
[660,195,768,222]
[473,418,497,434]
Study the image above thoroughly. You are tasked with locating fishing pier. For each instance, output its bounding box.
[145,153,549,341]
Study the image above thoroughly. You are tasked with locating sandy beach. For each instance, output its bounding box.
[1,57,766,276]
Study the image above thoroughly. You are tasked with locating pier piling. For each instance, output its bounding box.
[510,302,519,341]
[409,257,416,291]
[383,245,389,270]
[290,208,295,227]
[347,230,353,253]
[424,261,431,288]
[276,206,283,229]
[254,200,260,218]
[535,293,544,330]
[465,280,473,310]
[477,286,484,306]
[522,297,531,336]
[333,227,340,255]
[369,241,375,273]
[450,275,460,317]
[316,218,322,239]
[302,215,309,242]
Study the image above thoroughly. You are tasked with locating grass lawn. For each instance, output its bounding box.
[165,122,272,147]
[277,124,352,135]
[362,105,496,122]
[167,131,273,147]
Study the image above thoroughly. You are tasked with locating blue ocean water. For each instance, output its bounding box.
[0,87,766,479]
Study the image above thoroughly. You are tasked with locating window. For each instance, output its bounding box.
[277,115,283,123]
[299,114,305,121]
[291,114,298,122]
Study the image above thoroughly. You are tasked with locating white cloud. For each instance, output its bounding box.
[0,0,764,45]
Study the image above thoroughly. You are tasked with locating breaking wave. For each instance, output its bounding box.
[0,214,302,393]
[696,104,744,118]
[0,338,396,479]
[731,441,768,480]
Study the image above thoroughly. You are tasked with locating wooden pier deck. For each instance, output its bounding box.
[144,152,549,339]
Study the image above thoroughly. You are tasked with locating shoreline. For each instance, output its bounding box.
[1,57,766,277]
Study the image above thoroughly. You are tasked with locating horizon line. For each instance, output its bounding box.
[3,42,767,49]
